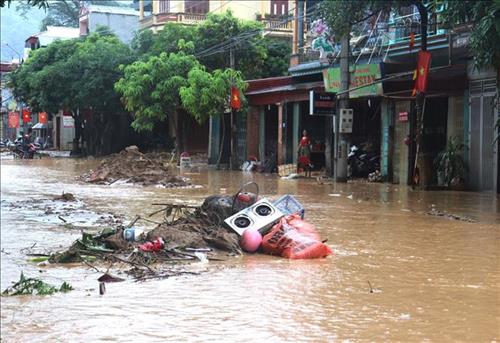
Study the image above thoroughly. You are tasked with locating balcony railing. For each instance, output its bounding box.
[256,15,294,35]
[140,12,208,29]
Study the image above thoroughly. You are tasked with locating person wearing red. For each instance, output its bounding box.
[297,129,312,177]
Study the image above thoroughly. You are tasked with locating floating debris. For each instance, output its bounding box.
[2,272,73,296]
[426,208,477,223]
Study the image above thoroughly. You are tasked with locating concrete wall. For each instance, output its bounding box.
[393,101,411,185]
[89,12,138,43]
[447,95,464,144]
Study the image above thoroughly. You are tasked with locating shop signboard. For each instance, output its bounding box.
[309,90,335,116]
[323,63,383,98]
[63,116,75,128]
[398,111,409,122]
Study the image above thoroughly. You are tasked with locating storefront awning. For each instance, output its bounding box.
[32,123,48,130]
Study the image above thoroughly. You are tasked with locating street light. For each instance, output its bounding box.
[3,43,22,62]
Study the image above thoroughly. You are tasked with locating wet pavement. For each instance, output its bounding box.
[1,157,499,342]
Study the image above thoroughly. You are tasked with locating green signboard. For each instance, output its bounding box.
[323,63,383,98]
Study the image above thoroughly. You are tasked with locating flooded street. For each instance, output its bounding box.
[1,158,499,342]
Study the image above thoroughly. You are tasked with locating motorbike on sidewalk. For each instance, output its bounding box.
[347,145,380,178]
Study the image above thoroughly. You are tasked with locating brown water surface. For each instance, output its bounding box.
[1,157,499,342]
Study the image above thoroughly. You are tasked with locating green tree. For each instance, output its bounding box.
[259,37,292,78]
[180,67,247,167]
[131,23,196,62]
[442,0,500,70]
[195,11,268,80]
[114,52,201,153]
[0,0,48,9]
[10,32,133,155]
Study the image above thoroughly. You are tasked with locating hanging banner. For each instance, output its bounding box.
[63,116,75,128]
[323,63,383,98]
[39,112,48,124]
[8,112,20,128]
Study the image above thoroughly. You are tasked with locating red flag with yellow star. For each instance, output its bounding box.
[412,50,431,96]
[230,86,241,110]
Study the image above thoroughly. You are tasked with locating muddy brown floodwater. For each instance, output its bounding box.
[1,157,499,342]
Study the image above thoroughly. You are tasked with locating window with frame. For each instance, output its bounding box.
[185,0,209,14]
[270,0,288,16]
[159,0,170,13]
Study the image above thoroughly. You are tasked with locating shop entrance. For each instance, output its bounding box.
[300,101,327,171]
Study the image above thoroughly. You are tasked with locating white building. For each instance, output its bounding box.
[79,5,139,43]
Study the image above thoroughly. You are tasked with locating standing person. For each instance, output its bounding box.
[297,129,312,177]
[22,127,33,157]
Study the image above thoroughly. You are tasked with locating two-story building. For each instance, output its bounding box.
[136,0,295,37]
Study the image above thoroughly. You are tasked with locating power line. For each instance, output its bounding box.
[193,3,302,57]
[195,4,317,60]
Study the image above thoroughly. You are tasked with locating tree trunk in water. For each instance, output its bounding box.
[216,115,225,170]
[413,0,428,188]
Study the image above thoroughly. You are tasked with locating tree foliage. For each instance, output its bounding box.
[10,32,133,155]
[0,0,48,9]
[132,23,196,59]
[131,11,289,80]
[115,52,200,132]
[180,68,247,124]
[442,0,500,69]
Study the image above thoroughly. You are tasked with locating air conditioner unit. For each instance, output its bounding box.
[224,198,284,236]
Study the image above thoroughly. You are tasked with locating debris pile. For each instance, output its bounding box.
[79,146,190,187]
[20,183,331,288]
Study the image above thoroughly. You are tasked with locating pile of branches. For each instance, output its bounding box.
[46,195,243,281]
[79,146,190,187]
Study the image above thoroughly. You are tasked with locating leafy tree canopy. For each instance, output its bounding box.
[442,0,500,69]
[180,68,247,124]
[10,32,132,114]
[114,52,201,132]
[131,11,290,80]
[0,0,48,9]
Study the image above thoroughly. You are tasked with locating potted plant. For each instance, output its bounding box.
[433,136,467,188]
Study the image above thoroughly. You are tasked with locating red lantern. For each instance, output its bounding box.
[8,112,20,128]
[39,112,48,124]
[22,108,31,123]
[230,86,241,110]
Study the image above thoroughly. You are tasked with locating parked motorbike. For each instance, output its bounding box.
[11,142,40,159]
[347,145,380,178]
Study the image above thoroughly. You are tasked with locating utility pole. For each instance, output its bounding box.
[335,33,350,182]
[229,42,237,170]
[413,1,428,188]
